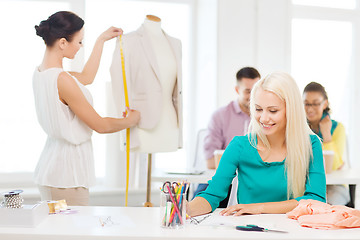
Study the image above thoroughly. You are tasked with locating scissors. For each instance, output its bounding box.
[236,224,288,233]
[162,181,179,194]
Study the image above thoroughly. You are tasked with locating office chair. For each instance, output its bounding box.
[192,129,208,172]
[343,135,356,208]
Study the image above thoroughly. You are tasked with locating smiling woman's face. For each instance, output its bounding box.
[254,88,286,137]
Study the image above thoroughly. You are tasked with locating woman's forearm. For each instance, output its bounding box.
[220,199,299,216]
[187,197,212,217]
[260,199,298,214]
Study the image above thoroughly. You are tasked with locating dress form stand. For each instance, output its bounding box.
[140,14,179,207]
[144,153,153,207]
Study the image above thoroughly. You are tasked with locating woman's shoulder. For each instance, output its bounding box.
[33,67,64,87]
[232,135,249,142]
[34,67,63,77]
[224,136,252,160]
[229,135,251,148]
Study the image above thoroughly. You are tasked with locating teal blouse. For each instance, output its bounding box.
[197,135,326,211]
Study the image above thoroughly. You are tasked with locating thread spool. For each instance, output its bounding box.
[1,190,24,208]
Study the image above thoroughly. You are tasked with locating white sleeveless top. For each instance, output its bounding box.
[32,68,95,188]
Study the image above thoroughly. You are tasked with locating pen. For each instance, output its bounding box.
[99,217,104,227]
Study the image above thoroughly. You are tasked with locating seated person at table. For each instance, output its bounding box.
[187,72,326,217]
[303,82,350,205]
[204,67,260,169]
[192,67,260,205]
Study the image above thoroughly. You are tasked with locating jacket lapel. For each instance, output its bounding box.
[164,32,181,81]
[137,25,161,81]
[164,32,180,68]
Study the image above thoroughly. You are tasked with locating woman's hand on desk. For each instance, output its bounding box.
[220,200,298,216]
[219,203,263,216]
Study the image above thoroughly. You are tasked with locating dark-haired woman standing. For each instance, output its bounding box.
[33,11,140,205]
[303,82,349,205]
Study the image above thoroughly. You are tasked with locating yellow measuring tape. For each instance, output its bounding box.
[119,35,130,207]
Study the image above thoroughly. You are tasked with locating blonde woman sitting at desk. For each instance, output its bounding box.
[187,72,326,217]
[303,82,349,205]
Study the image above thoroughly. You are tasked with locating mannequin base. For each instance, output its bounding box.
[143,202,154,207]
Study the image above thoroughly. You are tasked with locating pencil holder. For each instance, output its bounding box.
[160,191,186,228]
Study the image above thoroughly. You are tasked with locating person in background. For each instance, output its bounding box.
[33,11,140,205]
[303,82,349,205]
[193,67,260,207]
[187,72,326,217]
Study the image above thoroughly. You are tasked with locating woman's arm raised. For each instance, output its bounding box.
[70,27,123,85]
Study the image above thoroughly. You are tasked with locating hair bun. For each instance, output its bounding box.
[35,11,84,46]
[35,20,50,38]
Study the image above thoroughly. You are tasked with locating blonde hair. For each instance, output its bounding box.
[248,72,314,199]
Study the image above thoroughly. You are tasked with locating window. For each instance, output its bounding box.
[291,18,352,121]
[292,0,356,9]
[291,2,358,167]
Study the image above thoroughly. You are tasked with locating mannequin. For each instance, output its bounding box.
[110,14,182,153]
[110,15,183,206]
[135,15,179,153]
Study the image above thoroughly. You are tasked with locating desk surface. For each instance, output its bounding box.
[153,168,360,185]
[0,206,359,240]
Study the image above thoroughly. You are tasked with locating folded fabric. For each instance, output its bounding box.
[287,199,360,230]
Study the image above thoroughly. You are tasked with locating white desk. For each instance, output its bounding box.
[0,207,359,240]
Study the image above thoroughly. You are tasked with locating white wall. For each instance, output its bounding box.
[214,0,290,108]
[256,0,291,74]
[217,0,257,107]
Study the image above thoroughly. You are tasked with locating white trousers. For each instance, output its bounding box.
[38,185,89,206]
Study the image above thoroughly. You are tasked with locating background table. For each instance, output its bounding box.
[152,169,215,183]
[326,168,360,185]
[153,168,360,207]
[0,206,360,240]
[153,169,360,185]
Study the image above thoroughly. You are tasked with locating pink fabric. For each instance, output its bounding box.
[287,199,360,230]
